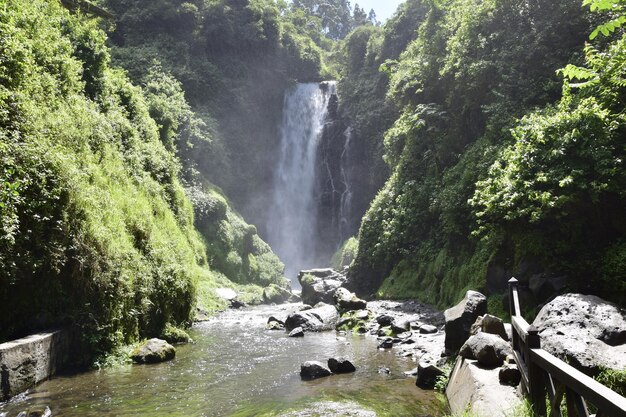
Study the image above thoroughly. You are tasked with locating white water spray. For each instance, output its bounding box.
[267,82,336,286]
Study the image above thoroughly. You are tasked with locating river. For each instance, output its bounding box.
[0,304,447,417]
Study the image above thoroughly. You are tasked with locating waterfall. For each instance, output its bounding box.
[267,82,336,286]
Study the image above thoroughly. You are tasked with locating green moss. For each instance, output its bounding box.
[161,323,192,344]
[331,237,359,270]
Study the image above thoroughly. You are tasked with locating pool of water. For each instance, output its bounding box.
[0,304,447,416]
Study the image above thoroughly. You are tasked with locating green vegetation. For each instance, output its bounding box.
[331,237,359,269]
[346,0,626,307]
[0,0,289,362]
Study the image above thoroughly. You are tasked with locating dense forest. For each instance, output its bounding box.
[1,0,625,366]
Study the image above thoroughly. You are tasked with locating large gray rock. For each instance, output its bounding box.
[130,338,176,364]
[300,361,332,380]
[446,357,522,417]
[284,303,339,332]
[299,269,346,306]
[333,288,367,312]
[532,293,626,375]
[459,332,512,368]
[0,330,71,401]
[444,290,488,352]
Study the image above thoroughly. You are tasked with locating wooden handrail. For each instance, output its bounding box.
[531,349,626,416]
[507,277,626,417]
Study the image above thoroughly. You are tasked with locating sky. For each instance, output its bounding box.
[353,0,406,22]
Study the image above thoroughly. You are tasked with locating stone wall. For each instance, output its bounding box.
[0,329,71,401]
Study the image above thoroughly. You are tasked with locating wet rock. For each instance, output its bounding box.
[230,299,247,309]
[298,269,346,306]
[404,367,418,376]
[333,288,367,312]
[289,327,305,337]
[327,357,356,374]
[354,310,370,320]
[444,290,487,352]
[459,333,512,368]
[416,361,445,389]
[532,293,626,375]
[262,284,293,305]
[267,316,284,327]
[419,325,438,334]
[481,315,509,341]
[131,338,176,364]
[499,363,522,386]
[267,321,284,331]
[284,303,339,332]
[378,366,390,374]
[300,361,332,380]
[378,338,394,349]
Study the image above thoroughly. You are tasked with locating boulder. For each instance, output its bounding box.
[262,284,292,304]
[284,303,339,332]
[288,327,305,337]
[459,333,512,368]
[375,314,394,327]
[131,338,175,364]
[416,361,445,389]
[298,269,346,306]
[444,290,487,352]
[327,357,356,374]
[446,357,522,417]
[333,288,367,312]
[300,361,332,380]
[481,314,509,341]
[499,363,522,386]
[532,293,626,375]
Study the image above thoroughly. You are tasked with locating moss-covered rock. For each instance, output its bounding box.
[131,339,176,364]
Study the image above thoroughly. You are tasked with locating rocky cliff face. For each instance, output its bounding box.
[315,92,352,261]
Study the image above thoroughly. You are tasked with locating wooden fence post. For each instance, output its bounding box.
[508,277,520,352]
[527,325,547,415]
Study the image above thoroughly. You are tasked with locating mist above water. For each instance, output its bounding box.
[267,82,336,286]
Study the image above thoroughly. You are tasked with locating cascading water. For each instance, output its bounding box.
[267,82,336,285]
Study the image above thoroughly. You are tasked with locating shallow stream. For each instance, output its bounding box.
[0,305,447,416]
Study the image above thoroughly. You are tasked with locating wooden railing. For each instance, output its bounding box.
[508,277,626,417]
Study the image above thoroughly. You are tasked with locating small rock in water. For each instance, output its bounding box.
[378,366,391,374]
[327,357,356,374]
[267,321,284,331]
[300,361,332,380]
[289,327,305,337]
[378,337,394,349]
[230,299,246,309]
[419,324,438,334]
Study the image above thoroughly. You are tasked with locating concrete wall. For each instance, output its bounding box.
[0,330,71,401]
[446,357,521,417]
